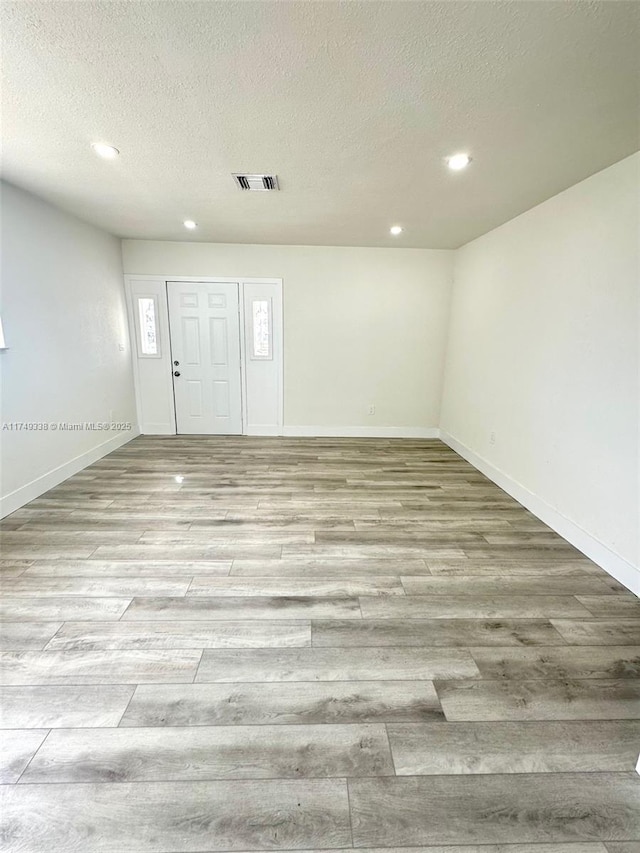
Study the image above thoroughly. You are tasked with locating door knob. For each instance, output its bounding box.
[173,371,181,377]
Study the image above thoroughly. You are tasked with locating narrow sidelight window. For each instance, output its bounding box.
[251,298,272,359]
[137,296,160,357]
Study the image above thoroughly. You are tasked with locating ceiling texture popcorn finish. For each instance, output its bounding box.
[1,1,638,248]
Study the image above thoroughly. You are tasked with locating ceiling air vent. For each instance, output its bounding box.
[232,173,280,191]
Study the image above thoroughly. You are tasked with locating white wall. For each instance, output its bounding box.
[122,241,453,435]
[441,154,639,590]
[0,181,138,516]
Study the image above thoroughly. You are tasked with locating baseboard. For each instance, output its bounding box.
[282,425,440,439]
[440,430,639,596]
[0,429,141,518]
[139,425,440,439]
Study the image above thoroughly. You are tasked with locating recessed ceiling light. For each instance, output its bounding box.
[91,143,119,159]
[447,153,471,171]
[390,225,403,236]
[183,220,197,230]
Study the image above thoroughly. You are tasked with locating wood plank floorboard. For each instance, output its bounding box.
[20,723,395,782]
[311,618,566,647]
[468,646,640,680]
[44,619,312,650]
[23,559,233,576]
[0,597,132,621]
[0,566,28,578]
[386,720,640,774]
[401,575,622,595]
[435,678,640,720]
[0,730,49,783]
[0,649,202,684]
[1,435,637,852]
[91,543,284,559]
[120,681,446,726]
[0,779,352,852]
[129,847,613,853]
[122,595,363,620]
[425,559,605,577]
[195,646,480,682]
[360,594,593,619]
[0,685,136,728]
[0,621,63,650]
[551,619,640,646]
[348,773,640,846]
[0,530,144,544]
[1,577,192,597]
[577,595,640,617]
[0,544,98,559]
[230,557,432,576]
[186,577,404,596]
[282,544,469,558]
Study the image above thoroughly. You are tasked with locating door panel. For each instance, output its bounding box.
[182,318,201,364]
[167,282,242,434]
[186,381,203,417]
[210,318,227,365]
[213,380,230,416]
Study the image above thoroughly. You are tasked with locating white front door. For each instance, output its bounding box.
[167,281,242,434]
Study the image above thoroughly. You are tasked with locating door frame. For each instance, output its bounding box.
[166,280,243,436]
[124,276,283,436]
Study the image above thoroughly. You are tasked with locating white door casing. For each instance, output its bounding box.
[242,281,283,435]
[167,281,242,435]
[125,276,282,436]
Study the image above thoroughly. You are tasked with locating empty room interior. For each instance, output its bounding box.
[1,1,639,851]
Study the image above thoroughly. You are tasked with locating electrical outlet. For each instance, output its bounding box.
[489,430,496,445]
[367,405,376,416]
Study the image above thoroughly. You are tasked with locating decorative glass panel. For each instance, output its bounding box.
[251,298,272,360]
[137,297,159,356]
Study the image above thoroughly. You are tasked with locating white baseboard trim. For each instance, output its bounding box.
[440,430,639,596]
[0,429,141,518]
[282,426,440,439]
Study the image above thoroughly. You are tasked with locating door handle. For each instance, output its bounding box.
[173,371,181,377]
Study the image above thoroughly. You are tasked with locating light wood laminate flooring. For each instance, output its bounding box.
[1,436,638,852]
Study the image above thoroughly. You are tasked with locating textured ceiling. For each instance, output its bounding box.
[2,1,639,249]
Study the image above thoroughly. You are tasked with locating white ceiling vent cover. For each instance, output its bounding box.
[232,174,280,191]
